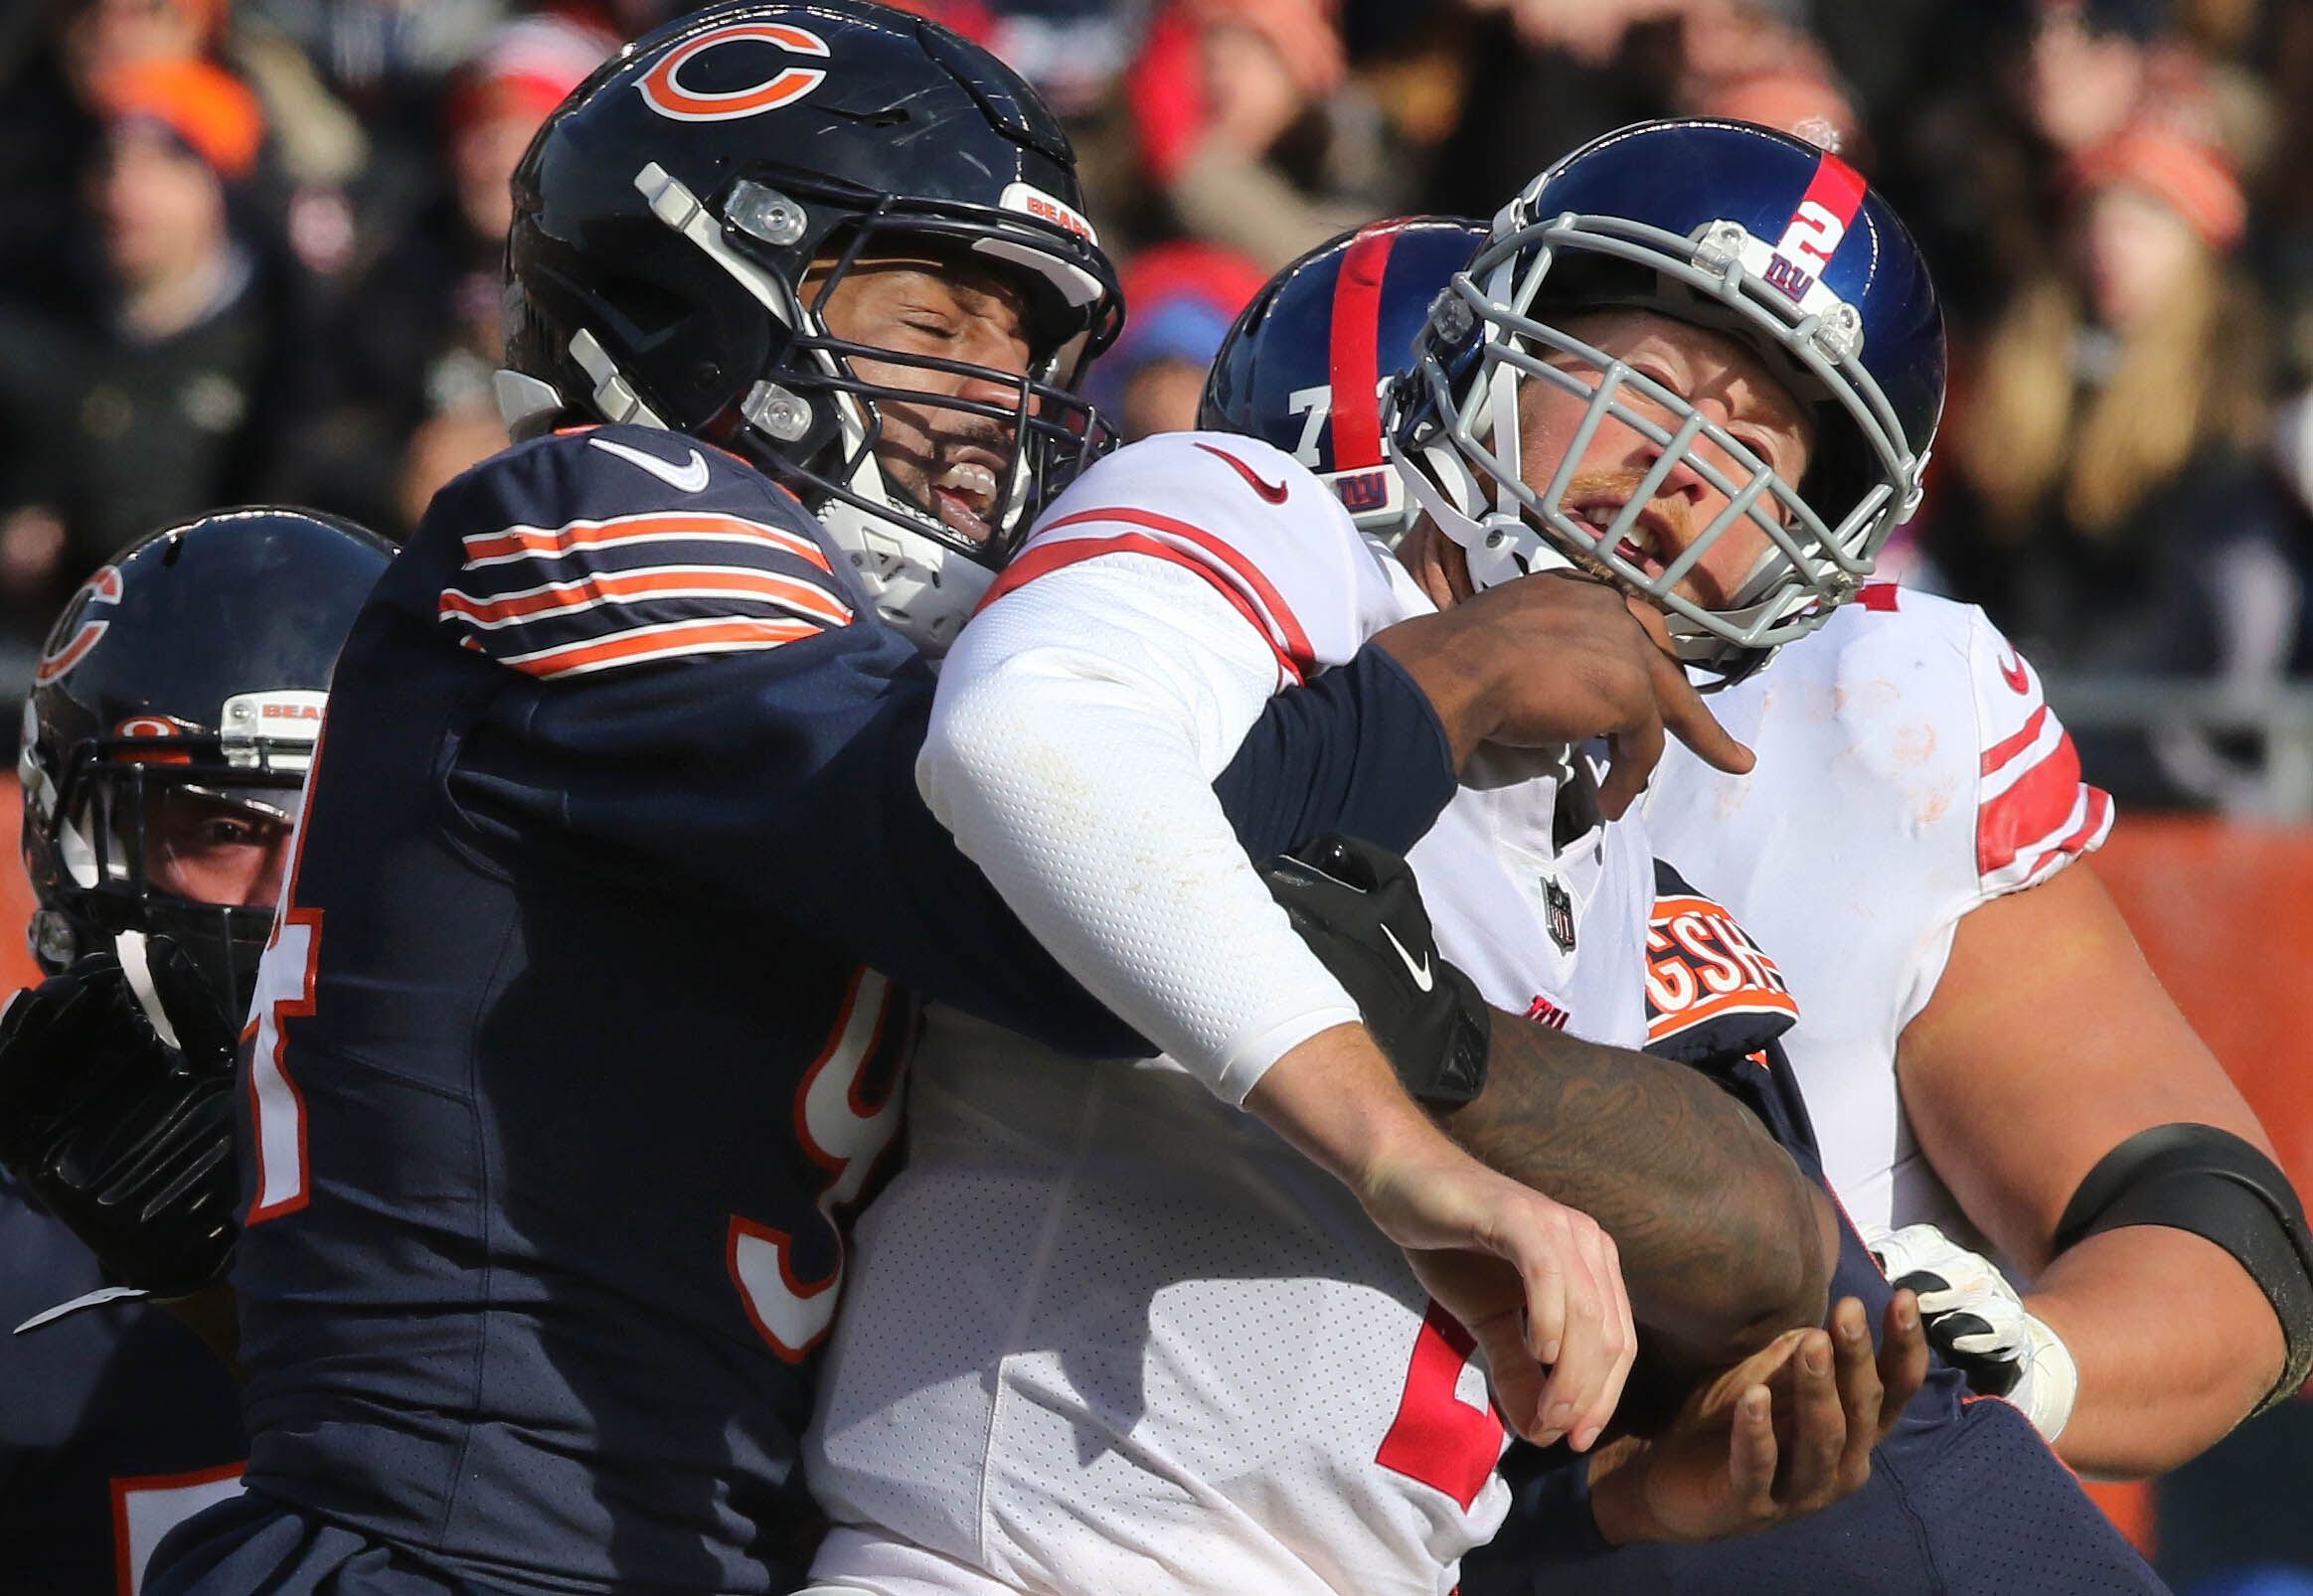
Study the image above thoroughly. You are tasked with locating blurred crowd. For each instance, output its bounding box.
[3,0,2312,810]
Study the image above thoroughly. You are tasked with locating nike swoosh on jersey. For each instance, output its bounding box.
[1380,922,1434,993]
[1997,649,2031,695]
[1194,442,1289,503]
[590,435,713,494]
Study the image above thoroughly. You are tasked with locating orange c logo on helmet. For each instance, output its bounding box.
[637,23,830,121]
[34,564,122,686]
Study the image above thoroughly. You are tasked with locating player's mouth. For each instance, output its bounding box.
[1571,501,1681,581]
[928,451,1004,545]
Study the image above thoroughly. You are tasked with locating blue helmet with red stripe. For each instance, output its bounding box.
[1199,219,1486,536]
[1395,119,1946,678]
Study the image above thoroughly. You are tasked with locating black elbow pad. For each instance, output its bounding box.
[2056,1123,2313,1415]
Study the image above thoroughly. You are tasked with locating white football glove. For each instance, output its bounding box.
[1863,1221,2080,1441]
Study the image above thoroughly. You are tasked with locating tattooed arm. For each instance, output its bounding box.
[1439,1013,1838,1370]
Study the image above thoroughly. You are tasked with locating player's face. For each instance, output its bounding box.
[144,788,293,911]
[811,249,1039,547]
[1519,308,1815,613]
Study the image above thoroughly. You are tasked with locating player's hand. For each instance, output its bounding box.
[1241,1025,1633,1449]
[0,940,241,1297]
[1589,1291,1928,1544]
[1373,1154,1636,1451]
[1864,1222,2080,1439]
[1369,571,1751,816]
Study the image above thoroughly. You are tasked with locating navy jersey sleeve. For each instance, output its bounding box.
[412,426,1454,1056]
[0,1178,246,1594]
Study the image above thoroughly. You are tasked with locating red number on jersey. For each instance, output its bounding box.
[1375,1299,1507,1511]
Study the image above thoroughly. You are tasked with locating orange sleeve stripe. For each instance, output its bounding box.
[440,566,851,628]
[978,532,1308,686]
[505,616,823,678]
[1646,986,1800,1040]
[462,512,833,573]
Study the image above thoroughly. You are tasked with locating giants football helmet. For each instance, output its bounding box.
[19,509,393,1016]
[500,0,1124,652]
[1199,217,1486,539]
[1395,119,1946,679]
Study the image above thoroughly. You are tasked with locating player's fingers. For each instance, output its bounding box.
[1597,705,1664,820]
[1829,1295,1885,1491]
[1729,1383,1780,1517]
[1499,1211,1570,1371]
[1472,1312,1554,1445]
[1777,1328,1847,1509]
[1534,1232,1617,1451]
[1568,1227,1633,1451]
[1650,643,1754,775]
[1877,1289,1930,1443]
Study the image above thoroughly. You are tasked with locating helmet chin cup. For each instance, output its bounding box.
[815,494,990,654]
[1395,431,1577,594]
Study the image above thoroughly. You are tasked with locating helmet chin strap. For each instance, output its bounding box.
[1392,432,1578,595]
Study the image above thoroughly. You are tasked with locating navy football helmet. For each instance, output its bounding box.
[18,509,394,1016]
[1395,119,1946,678]
[1200,218,1486,538]
[501,0,1124,652]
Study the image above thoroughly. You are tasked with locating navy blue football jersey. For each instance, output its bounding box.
[1463,862,2165,1594]
[0,1171,246,1596]
[184,425,1455,1593]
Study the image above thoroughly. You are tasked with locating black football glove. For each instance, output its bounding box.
[0,938,242,1298]
[1259,834,1491,1109]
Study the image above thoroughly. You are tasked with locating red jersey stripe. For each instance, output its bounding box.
[1035,505,1321,677]
[1978,731,2088,876]
[979,533,1308,686]
[1979,705,2052,778]
[2023,787,2116,885]
[1328,224,1400,470]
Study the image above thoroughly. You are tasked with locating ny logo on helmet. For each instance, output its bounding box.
[637,21,830,122]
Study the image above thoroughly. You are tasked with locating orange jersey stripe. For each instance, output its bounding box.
[440,565,852,629]
[463,512,833,573]
[1646,985,1801,1040]
[506,615,822,679]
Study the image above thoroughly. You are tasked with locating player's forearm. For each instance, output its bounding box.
[1244,1022,1455,1196]
[2027,1226,2284,1476]
[1440,1013,1835,1363]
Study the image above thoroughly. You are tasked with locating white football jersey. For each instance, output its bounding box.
[807,432,1652,1596]
[1646,584,2112,1237]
